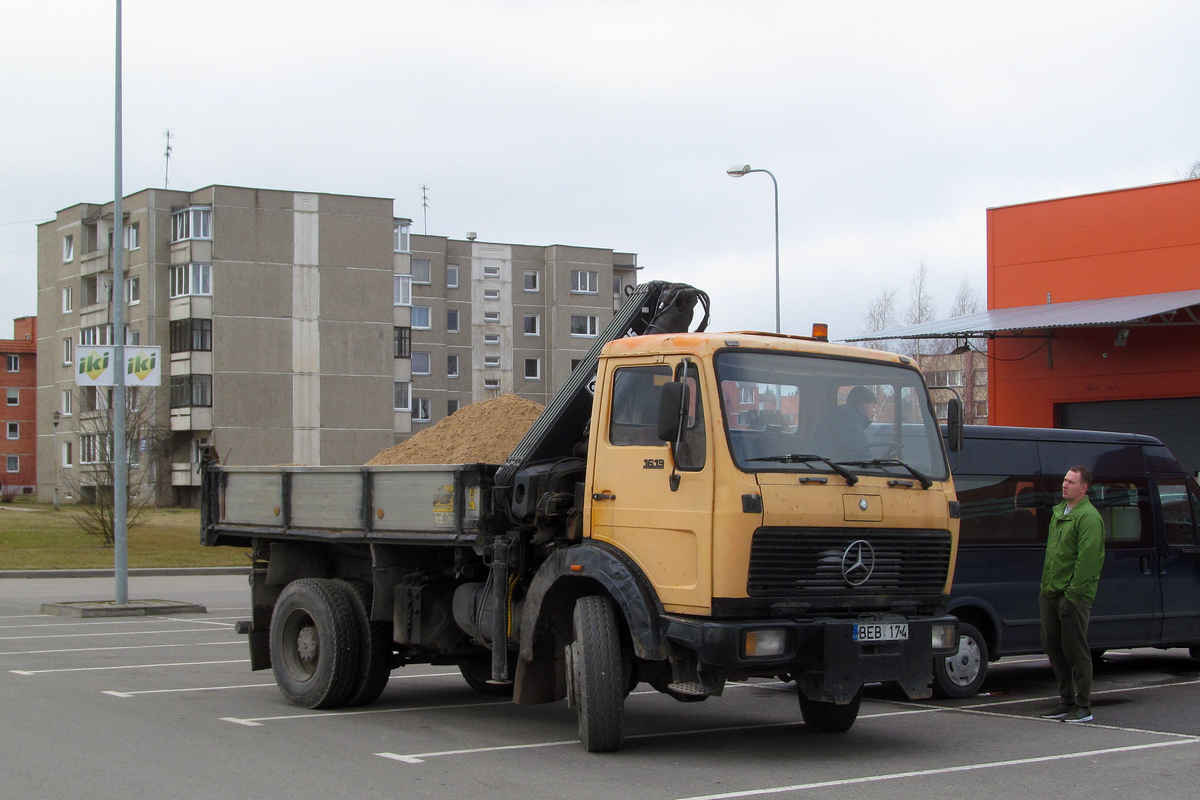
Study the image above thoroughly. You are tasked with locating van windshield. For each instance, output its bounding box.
[715,350,949,481]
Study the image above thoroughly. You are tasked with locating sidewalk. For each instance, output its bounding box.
[0,567,251,579]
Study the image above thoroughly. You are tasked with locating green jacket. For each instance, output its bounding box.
[1041,495,1106,604]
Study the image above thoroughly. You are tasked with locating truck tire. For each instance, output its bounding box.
[567,595,625,752]
[932,621,988,699]
[799,689,861,732]
[333,579,393,707]
[269,578,361,709]
[458,656,515,696]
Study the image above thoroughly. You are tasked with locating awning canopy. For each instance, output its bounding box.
[843,288,1200,342]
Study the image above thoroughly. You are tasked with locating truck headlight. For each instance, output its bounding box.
[931,622,958,651]
[743,629,787,658]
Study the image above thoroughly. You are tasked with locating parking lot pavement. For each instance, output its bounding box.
[2,576,1199,800]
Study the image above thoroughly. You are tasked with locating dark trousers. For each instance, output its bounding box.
[1039,592,1093,707]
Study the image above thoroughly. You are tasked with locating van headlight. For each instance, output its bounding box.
[743,629,787,658]
[931,622,958,651]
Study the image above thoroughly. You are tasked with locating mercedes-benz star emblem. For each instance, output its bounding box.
[841,540,875,586]
[858,498,869,511]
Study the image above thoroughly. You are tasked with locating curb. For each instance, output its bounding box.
[0,567,251,579]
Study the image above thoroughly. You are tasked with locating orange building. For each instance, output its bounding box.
[1,317,38,495]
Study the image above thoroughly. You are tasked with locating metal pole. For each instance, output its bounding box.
[768,171,779,335]
[113,0,129,605]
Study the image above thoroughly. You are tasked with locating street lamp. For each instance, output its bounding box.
[51,410,61,512]
[727,164,780,334]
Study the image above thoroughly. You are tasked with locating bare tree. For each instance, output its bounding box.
[860,286,900,350]
[60,387,169,546]
[904,261,944,356]
[948,277,981,317]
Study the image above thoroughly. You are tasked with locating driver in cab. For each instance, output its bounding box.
[809,385,877,459]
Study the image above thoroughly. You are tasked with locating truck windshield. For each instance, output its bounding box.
[715,350,949,482]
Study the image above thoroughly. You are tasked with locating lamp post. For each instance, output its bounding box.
[727,164,780,334]
[51,410,61,512]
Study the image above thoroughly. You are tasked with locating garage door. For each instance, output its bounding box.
[1058,397,1200,475]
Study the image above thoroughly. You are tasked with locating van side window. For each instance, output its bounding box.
[673,361,706,471]
[609,366,672,446]
[955,476,1046,545]
[1156,478,1199,546]
[1090,481,1152,548]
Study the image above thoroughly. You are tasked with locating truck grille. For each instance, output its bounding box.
[747,527,951,597]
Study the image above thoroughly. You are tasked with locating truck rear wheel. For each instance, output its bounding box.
[799,689,861,732]
[269,578,361,709]
[567,595,625,752]
[932,621,988,699]
[333,579,394,707]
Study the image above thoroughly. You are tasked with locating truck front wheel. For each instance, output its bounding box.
[269,578,361,709]
[799,689,861,732]
[566,595,625,752]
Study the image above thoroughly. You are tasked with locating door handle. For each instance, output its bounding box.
[592,493,616,501]
[1140,556,1150,575]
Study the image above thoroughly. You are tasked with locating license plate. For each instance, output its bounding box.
[853,623,909,642]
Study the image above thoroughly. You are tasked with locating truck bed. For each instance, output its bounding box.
[201,463,496,547]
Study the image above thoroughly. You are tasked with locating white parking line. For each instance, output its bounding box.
[103,670,461,698]
[10,658,248,675]
[0,617,234,631]
[0,628,237,641]
[668,739,1200,800]
[223,698,508,726]
[1,640,243,657]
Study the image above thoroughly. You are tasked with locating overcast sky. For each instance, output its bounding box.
[3,1,1198,342]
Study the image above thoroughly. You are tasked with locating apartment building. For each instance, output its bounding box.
[36,185,638,505]
[1,317,37,496]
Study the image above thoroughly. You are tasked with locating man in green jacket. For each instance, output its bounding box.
[1039,465,1106,723]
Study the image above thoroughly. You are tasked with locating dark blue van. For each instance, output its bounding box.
[935,425,1200,698]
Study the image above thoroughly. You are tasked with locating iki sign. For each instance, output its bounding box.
[75,346,162,386]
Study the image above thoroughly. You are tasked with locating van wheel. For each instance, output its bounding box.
[566,595,625,752]
[332,579,393,707]
[269,578,361,709]
[933,621,988,699]
[799,689,861,732]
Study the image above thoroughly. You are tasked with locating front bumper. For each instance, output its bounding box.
[662,614,958,703]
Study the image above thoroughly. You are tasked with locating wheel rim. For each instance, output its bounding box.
[943,634,981,687]
[280,608,319,682]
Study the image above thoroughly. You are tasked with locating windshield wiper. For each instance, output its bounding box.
[837,458,933,489]
[747,453,858,486]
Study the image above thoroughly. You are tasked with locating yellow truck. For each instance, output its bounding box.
[202,281,961,752]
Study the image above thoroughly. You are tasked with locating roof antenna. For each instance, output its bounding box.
[420,184,429,234]
[163,129,174,189]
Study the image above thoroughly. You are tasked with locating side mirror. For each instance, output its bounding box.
[946,397,964,452]
[657,381,688,443]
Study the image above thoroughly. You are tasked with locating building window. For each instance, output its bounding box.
[63,235,74,262]
[483,265,501,279]
[413,398,431,421]
[484,355,501,367]
[7,421,18,439]
[80,433,111,465]
[125,277,140,304]
[483,311,500,323]
[393,220,410,252]
[80,326,114,346]
[169,374,212,408]
[125,223,140,250]
[613,275,623,295]
[411,351,431,375]
[524,358,541,379]
[412,306,431,329]
[447,355,459,377]
[571,359,581,371]
[483,333,500,345]
[62,286,73,313]
[524,270,539,291]
[447,399,459,416]
[125,327,140,346]
[169,263,211,297]
[447,264,458,288]
[171,207,212,242]
[484,378,500,389]
[483,289,500,300]
[81,275,100,307]
[63,338,73,365]
[411,259,431,284]
[447,309,459,333]
[6,455,17,473]
[393,326,411,358]
[6,388,17,406]
[523,314,539,335]
[6,354,18,372]
[170,319,212,353]
[393,380,411,411]
[571,314,599,336]
[571,270,599,294]
[62,441,73,468]
[393,274,412,306]
[62,389,72,416]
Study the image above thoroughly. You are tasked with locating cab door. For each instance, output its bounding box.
[588,359,714,613]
